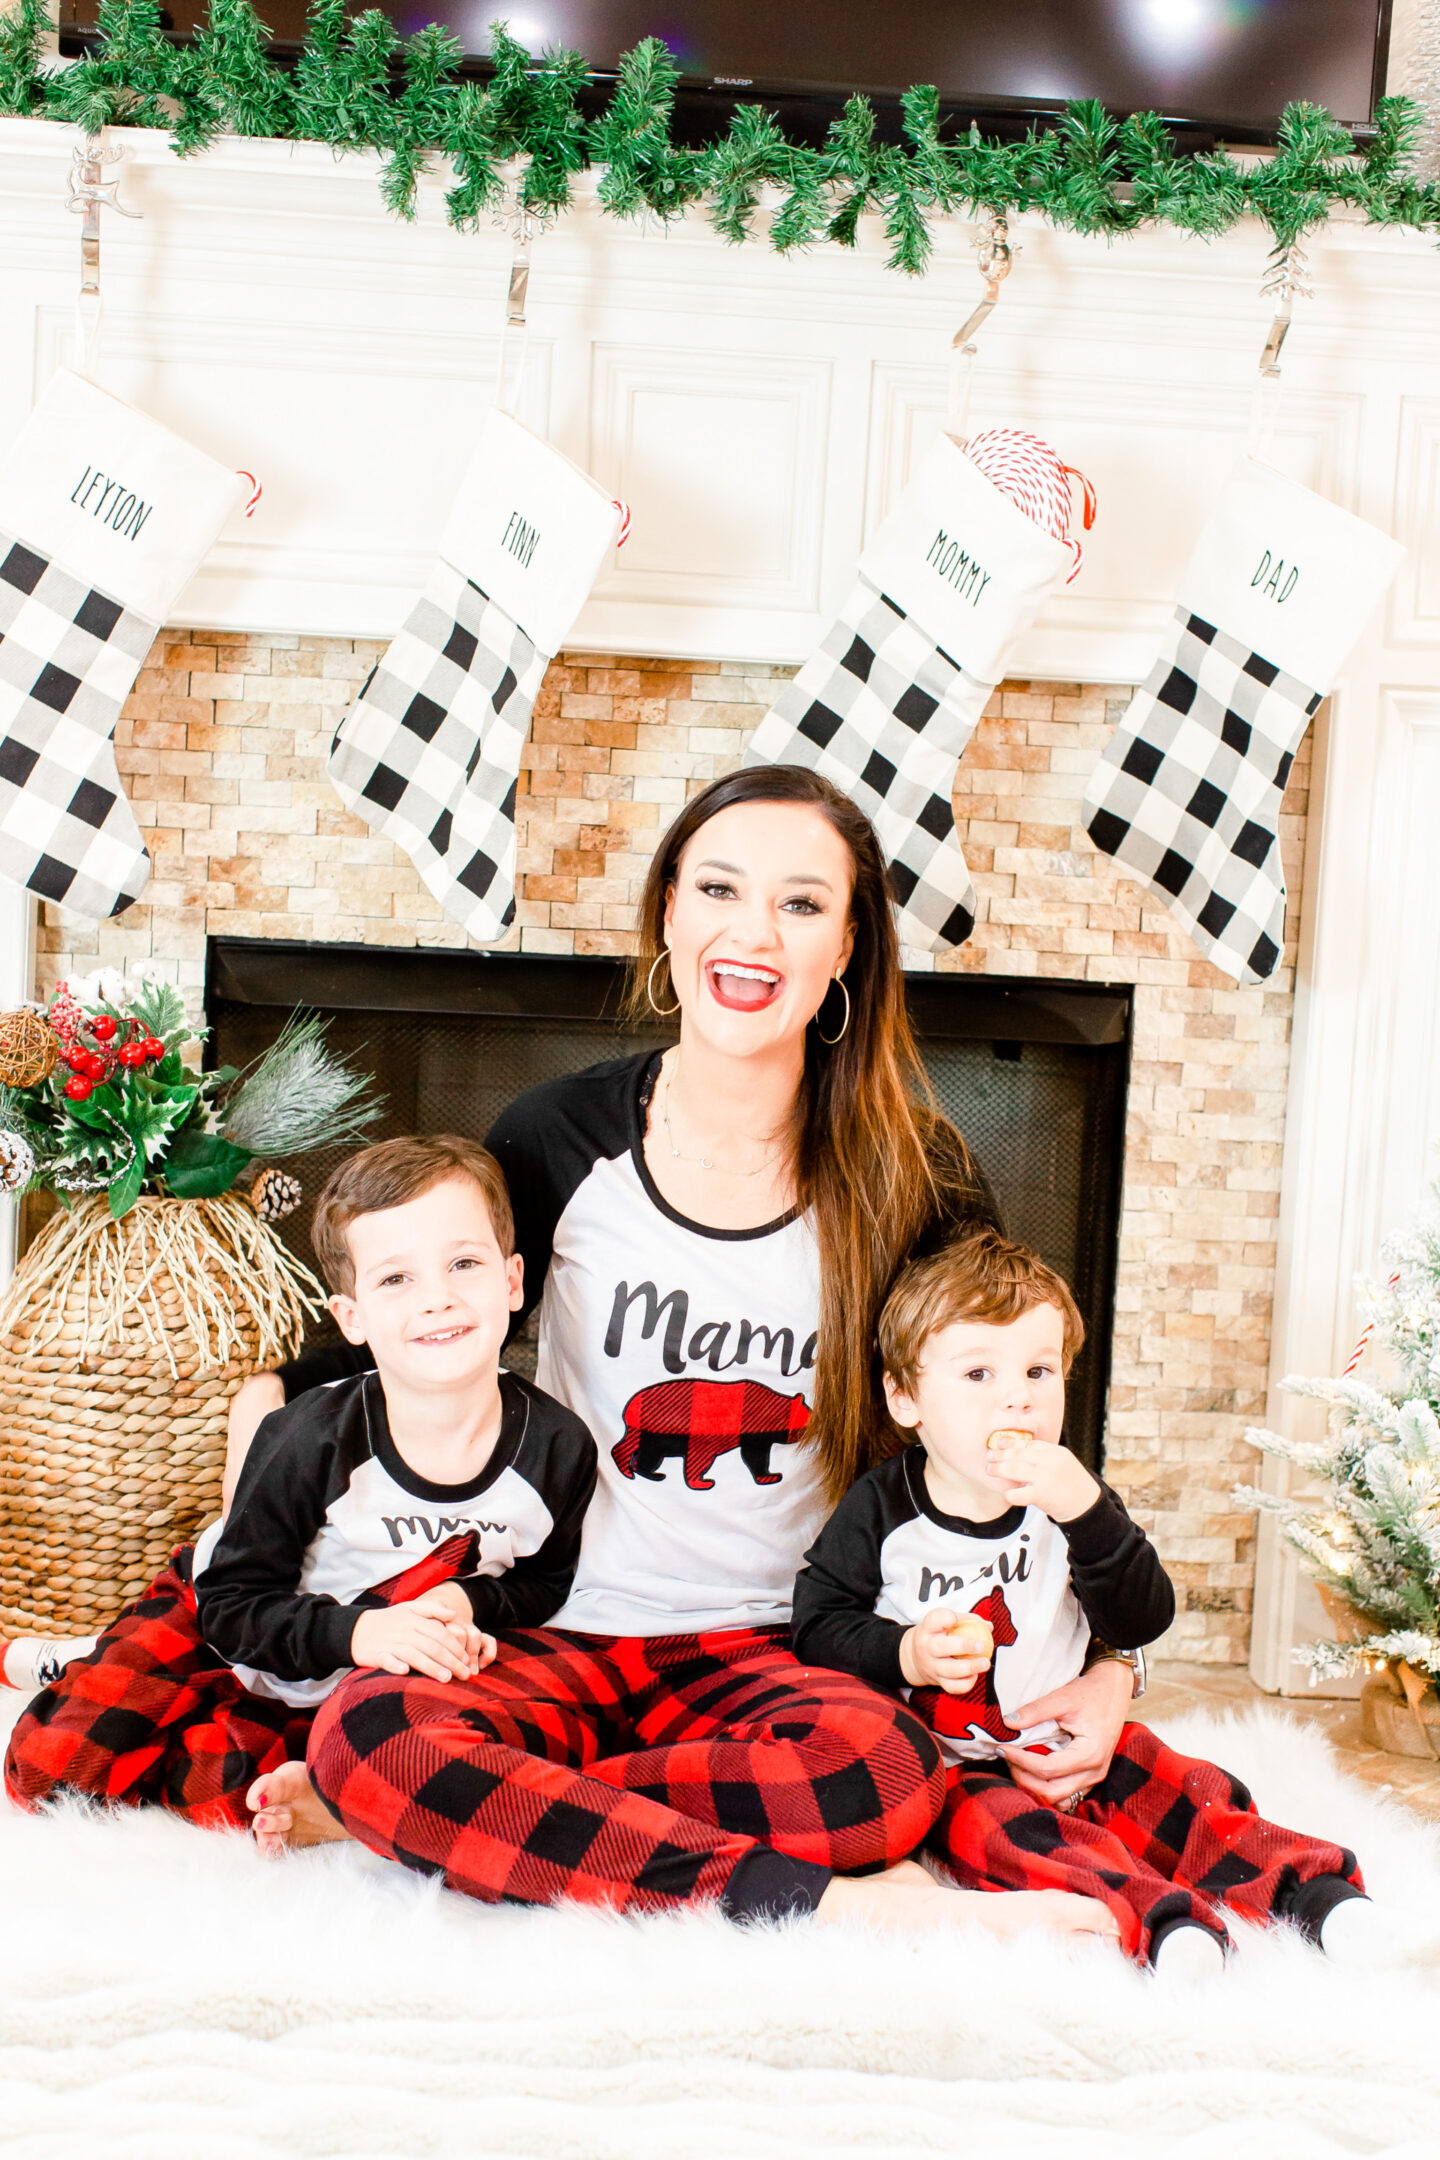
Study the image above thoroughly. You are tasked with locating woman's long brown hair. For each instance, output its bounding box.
[626,765,992,1503]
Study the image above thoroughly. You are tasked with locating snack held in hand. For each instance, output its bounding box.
[986,1426,1033,1452]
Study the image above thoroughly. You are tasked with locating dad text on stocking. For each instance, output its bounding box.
[1251,550,1299,603]
[924,528,992,606]
[68,466,152,542]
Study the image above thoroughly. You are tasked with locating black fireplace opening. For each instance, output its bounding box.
[206,939,1131,1472]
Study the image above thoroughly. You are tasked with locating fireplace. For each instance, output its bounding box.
[207,936,1130,1471]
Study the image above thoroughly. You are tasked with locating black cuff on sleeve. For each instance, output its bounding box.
[310,1602,366,1669]
[719,1848,833,1924]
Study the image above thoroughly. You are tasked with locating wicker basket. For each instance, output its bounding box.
[0,1191,322,1635]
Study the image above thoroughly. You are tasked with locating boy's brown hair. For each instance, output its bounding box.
[879,1228,1085,1396]
[312,1134,515,1296]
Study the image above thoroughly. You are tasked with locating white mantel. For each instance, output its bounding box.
[3,114,1440,1686]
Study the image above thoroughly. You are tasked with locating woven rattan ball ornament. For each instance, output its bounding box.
[0,1009,58,1088]
[0,1129,36,1194]
[251,1167,302,1222]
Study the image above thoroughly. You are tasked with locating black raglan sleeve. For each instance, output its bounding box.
[791,1466,912,1689]
[485,1054,645,1337]
[1061,1482,1175,1647]
[195,1395,371,1679]
[460,1394,598,1634]
[276,1053,648,1393]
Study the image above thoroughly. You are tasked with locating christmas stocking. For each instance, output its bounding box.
[0,370,242,918]
[328,411,622,941]
[1083,459,1403,983]
[745,429,1091,951]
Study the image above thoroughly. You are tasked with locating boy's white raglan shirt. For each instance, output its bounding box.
[791,1446,1174,1765]
[192,1369,597,1707]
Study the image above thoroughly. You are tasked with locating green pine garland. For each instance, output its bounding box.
[2,1,1437,271]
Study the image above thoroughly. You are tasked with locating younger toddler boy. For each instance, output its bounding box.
[5,1134,597,1839]
[792,1229,1372,1974]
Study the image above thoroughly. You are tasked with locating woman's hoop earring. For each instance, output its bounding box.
[816,974,850,1045]
[646,951,681,1017]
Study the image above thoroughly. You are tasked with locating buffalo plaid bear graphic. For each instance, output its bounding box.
[612,1378,811,1492]
[911,1585,1021,1748]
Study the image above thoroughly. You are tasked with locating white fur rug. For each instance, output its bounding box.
[1,1694,1437,2160]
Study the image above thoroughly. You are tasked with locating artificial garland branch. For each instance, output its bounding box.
[2,1,1437,270]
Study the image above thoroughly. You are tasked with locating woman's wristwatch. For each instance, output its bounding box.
[1084,1643,1147,1699]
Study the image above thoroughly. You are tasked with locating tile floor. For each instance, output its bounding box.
[1150,1661,1440,1822]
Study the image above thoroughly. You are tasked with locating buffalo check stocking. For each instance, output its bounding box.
[747,430,1090,953]
[329,411,622,942]
[0,372,241,918]
[1083,459,1403,984]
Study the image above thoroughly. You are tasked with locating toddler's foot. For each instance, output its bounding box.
[817,1860,1119,1941]
[246,1761,352,1856]
[1150,1921,1228,1980]
[1,1636,99,1691]
[1317,1892,1391,1967]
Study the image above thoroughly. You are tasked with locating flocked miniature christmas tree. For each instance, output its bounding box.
[1241,1189,1440,1714]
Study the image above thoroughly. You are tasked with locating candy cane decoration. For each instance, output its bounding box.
[1342,1272,1401,1376]
[963,427,1097,583]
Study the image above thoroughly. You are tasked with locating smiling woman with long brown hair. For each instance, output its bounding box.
[218,769,1134,1933]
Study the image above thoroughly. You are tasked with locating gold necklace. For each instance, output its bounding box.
[660,1067,786,1178]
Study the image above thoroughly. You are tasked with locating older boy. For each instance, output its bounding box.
[792,1229,1372,1974]
[5,1135,597,1835]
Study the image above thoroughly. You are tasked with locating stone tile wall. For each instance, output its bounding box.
[34,629,1314,1663]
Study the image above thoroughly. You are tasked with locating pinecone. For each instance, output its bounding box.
[0,1128,36,1195]
[250,1167,302,1222]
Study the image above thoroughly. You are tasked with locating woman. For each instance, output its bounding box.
[242,768,1134,1933]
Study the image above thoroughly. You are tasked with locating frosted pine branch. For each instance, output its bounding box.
[220,1014,384,1159]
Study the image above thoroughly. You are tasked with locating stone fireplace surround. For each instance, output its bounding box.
[29,635,1309,1671]
[3,119,1440,1685]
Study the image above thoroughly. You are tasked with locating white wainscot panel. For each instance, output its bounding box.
[33,305,551,637]
[1388,398,1440,647]
[577,343,831,659]
[866,359,1364,682]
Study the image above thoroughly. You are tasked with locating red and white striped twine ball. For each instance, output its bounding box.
[962,427,1097,584]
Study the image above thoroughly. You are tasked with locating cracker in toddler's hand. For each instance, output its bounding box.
[940,1613,994,1660]
[986,1426,1034,1453]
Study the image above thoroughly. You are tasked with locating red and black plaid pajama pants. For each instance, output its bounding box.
[307,1628,946,1921]
[4,1535,482,1832]
[930,1719,1364,1963]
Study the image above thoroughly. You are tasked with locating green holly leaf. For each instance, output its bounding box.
[129,978,190,1047]
[114,1083,195,1166]
[163,1124,253,1198]
[108,1148,146,1220]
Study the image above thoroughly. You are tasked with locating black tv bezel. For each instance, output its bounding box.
[55,0,1395,151]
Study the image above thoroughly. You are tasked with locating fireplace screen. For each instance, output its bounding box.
[207,940,1129,1470]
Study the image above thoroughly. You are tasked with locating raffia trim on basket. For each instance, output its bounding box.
[0,1194,326,1632]
[0,1192,324,1375]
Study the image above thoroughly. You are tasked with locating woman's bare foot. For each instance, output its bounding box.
[816,1860,1120,1942]
[246,1761,353,1856]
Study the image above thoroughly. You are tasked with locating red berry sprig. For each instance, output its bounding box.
[64,1074,93,1101]
[48,986,82,1043]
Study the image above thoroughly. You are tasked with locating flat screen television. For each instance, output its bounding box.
[59,0,1394,143]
